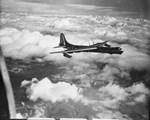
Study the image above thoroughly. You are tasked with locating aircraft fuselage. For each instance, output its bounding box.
[50,33,124,58]
[65,46,123,54]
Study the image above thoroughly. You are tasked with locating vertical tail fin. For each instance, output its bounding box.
[54,33,70,48]
[59,33,66,46]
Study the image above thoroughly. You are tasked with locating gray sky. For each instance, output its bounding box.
[1,0,150,18]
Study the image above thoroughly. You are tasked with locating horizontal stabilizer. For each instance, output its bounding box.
[50,51,64,54]
[53,45,66,48]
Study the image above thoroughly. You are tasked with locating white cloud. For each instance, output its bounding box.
[97,82,129,109]
[98,44,150,71]
[16,113,24,119]
[99,65,121,81]
[50,18,80,30]
[134,94,147,103]
[0,28,59,59]
[127,82,150,95]
[118,45,150,71]
[96,81,150,109]
[21,77,83,102]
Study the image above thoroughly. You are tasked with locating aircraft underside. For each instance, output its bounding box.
[66,47,123,54]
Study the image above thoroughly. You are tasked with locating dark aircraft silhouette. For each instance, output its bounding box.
[50,33,123,58]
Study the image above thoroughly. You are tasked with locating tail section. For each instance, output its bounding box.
[59,33,66,47]
[54,33,70,48]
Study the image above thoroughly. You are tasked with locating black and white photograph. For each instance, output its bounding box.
[0,0,150,120]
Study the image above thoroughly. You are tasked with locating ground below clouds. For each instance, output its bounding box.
[5,58,149,120]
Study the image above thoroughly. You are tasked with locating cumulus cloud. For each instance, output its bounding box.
[127,82,149,95]
[21,77,149,118]
[50,18,80,30]
[134,94,147,103]
[98,65,129,81]
[118,45,150,71]
[96,82,150,108]
[97,82,128,109]
[126,83,150,104]
[99,82,128,101]
[21,77,83,102]
[0,28,59,59]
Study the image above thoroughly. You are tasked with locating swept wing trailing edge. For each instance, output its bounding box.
[50,33,123,58]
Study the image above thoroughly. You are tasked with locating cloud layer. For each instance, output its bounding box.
[1,12,150,119]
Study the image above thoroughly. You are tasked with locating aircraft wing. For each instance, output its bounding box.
[50,47,97,54]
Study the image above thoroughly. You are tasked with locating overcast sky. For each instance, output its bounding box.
[1,0,150,18]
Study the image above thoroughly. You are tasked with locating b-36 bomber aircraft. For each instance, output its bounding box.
[50,33,123,58]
